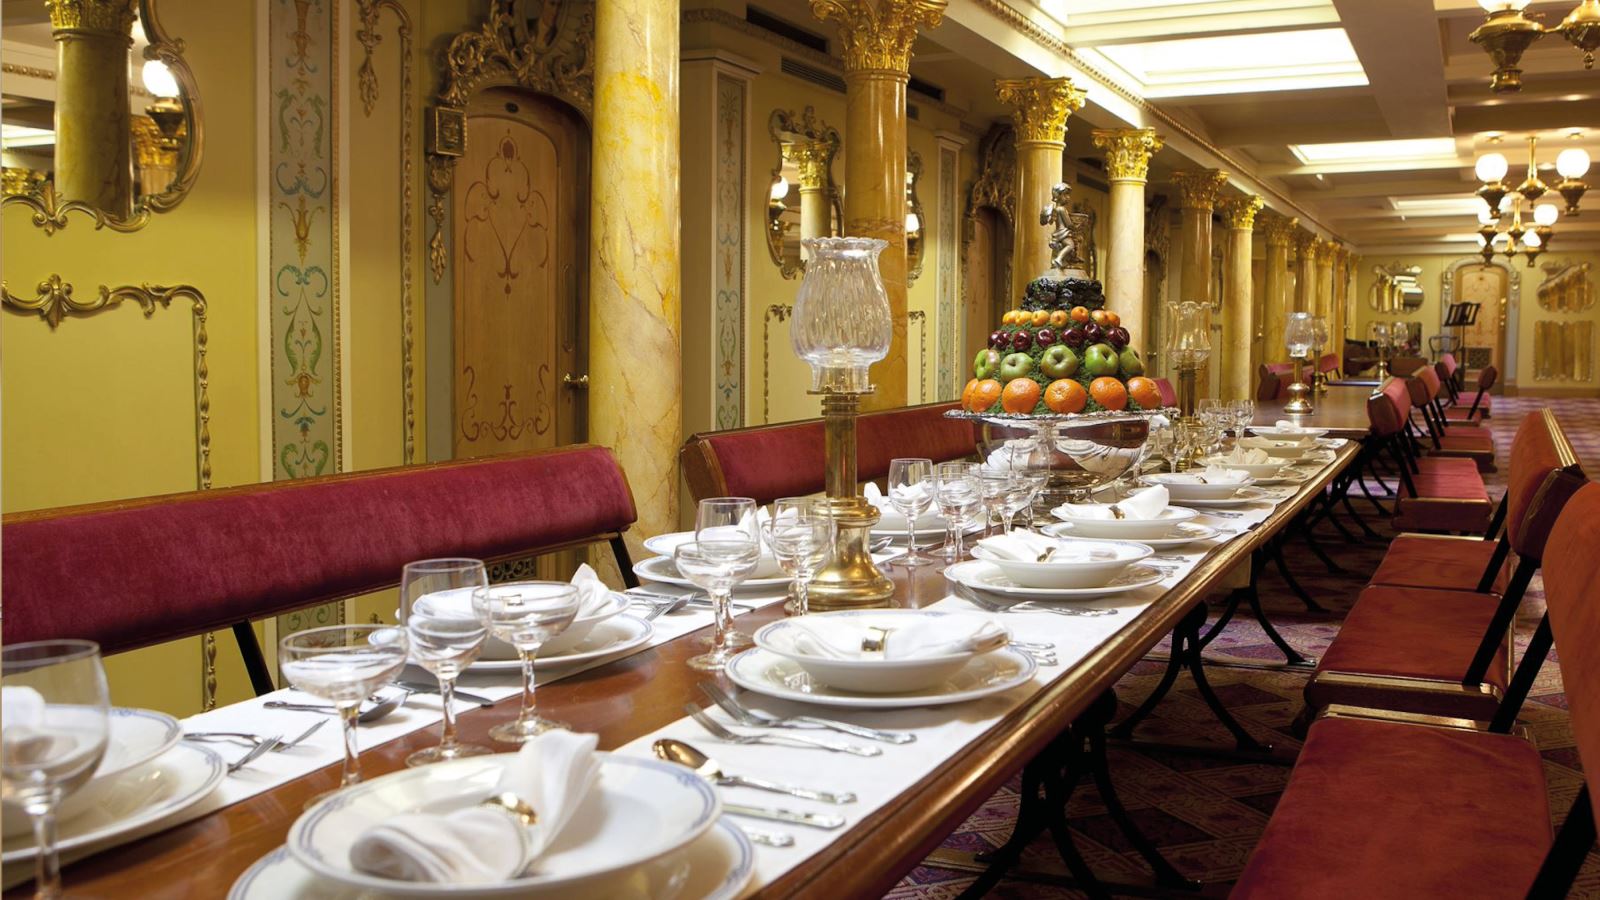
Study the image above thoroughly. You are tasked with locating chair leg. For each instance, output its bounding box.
[610,535,640,589]
[1527,787,1595,899]
[1341,490,1383,540]
[233,621,276,696]
[1488,615,1553,734]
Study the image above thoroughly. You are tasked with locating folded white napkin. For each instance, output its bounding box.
[1159,466,1250,485]
[349,731,601,883]
[1239,436,1314,451]
[1,686,44,731]
[863,483,942,531]
[1057,485,1168,521]
[768,615,1006,660]
[973,530,1109,563]
[1274,419,1315,432]
[1223,446,1271,465]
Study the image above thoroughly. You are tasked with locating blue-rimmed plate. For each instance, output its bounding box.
[287,753,720,897]
[727,645,1037,709]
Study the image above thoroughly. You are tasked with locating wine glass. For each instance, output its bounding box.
[279,625,410,789]
[471,582,581,742]
[886,458,934,567]
[676,541,762,671]
[934,462,981,560]
[977,471,1014,537]
[399,559,490,766]
[2,640,109,900]
[766,515,834,616]
[696,497,760,649]
[1231,399,1256,438]
[771,496,822,523]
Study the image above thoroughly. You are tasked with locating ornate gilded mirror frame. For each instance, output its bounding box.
[765,106,842,280]
[906,150,926,284]
[1537,261,1595,312]
[3,0,203,235]
[1368,263,1424,312]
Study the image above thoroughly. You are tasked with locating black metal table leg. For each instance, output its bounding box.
[1267,536,1324,612]
[1115,604,1268,753]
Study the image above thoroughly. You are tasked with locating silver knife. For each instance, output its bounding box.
[739,826,795,847]
[788,715,917,745]
[723,803,846,830]
[397,681,495,707]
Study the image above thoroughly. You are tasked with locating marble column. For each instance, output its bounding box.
[589,0,682,540]
[48,0,136,215]
[1260,213,1298,363]
[1293,231,1319,314]
[997,77,1086,299]
[1315,241,1337,359]
[1171,170,1228,306]
[813,0,946,411]
[1217,194,1262,401]
[789,139,832,258]
[1092,128,1164,345]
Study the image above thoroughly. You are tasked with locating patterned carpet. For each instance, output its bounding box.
[888,395,1600,899]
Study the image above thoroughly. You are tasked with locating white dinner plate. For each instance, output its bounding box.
[1179,487,1276,508]
[726,646,1036,709]
[465,614,654,673]
[643,532,784,579]
[287,754,720,897]
[1047,506,1199,540]
[1043,520,1220,548]
[871,519,984,539]
[231,817,754,900]
[0,742,225,865]
[945,560,1166,598]
[1248,425,1329,439]
[633,554,792,591]
[1253,471,1310,486]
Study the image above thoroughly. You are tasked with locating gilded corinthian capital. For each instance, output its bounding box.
[811,0,947,74]
[45,0,135,34]
[995,78,1086,145]
[787,140,831,189]
[1171,170,1229,211]
[1292,230,1320,257]
[1261,212,1299,247]
[1315,239,1340,265]
[1091,128,1164,183]
[1217,194,1264,230]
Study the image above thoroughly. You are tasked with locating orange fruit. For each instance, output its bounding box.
[1030,310,1051,327]
[1001,378,1042,414]
[1090,309,1110,325]
[1000,310,1016,325]
[970,378,1003,412]
[1126,376,1162,409]
[1048,310,1070,328]
[1070,306,1090,323]
[1043,379,1087,414]
[1090,377,1128,411]
[961,378,981,411]
[1103,310,1121,328]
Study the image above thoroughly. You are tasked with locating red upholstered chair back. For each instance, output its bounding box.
[1478,364,1500,392]
[1403,375,1431,408]
[1537,481,1600,834]
[2,445,638,655]
[1390,355,1427,377]
[1505,409,1585,555]
[1317,353,1340,374]
[1256,365,1293,401]
[680,402,978,505]
[1265,362,1295,375]
[1153,378,1179,407]
[1437,352,1461,388]
[1414,365,1444,401]
[1367,380,1410,437]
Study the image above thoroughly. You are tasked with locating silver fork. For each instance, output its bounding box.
[699,683,915,745]
[953,582,1117,618]
[685,705,882,756]
[224,735,281,774]
[185,719,325,752]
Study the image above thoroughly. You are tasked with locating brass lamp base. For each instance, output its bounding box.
[805,390,896,611]
[1284,355,1314,414]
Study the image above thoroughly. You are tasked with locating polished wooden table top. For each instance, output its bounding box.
[1253,383,1379,438]
[29,444,1358,898]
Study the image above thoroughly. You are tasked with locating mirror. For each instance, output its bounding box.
[906,150,925,284]
[766,107,841,279]
[2,0,201,233]
[1368,263,1423,312]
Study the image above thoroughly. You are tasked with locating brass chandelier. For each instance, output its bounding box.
[1477,196,1559,266]
[1471,0,1600,92]
[1474,134,1590,221]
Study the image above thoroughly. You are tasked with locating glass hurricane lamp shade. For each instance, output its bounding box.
[1284,311,1316,358]
[791,237,893,393]
[1310,315,1330,349]
[1165,301,1212,366]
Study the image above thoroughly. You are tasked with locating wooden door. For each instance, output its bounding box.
[452,90,588,460]
[1453,264,1508,378]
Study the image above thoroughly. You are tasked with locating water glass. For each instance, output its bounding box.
[677,541,762,671]
[886,457,934,566]
[1231,399,1256,437]
[279,626,410,789]
[934,462,981,560]
[472,582,581,743]
[977,471,1014,536]
[399,559,490,766]
[766,516,834,616]
[696,497,760,648]
[2,641,109,900]
[771,496,822,523]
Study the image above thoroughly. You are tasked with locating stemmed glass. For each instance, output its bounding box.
[1230,399,1256,438]
[766,515,834,616]
[771,496,821,521]
[697,497,761,649]
[676,541,761,670]
[279,625,410,789]
[934,462,981,560]
[400,559,490,766]
[886,458,934,567]
[472,582,581,742]
[2,640,109,900]
[977,471,1013,537]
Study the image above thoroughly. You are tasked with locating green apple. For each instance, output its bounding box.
[973,348,1001,379]
[1083,343,1119,377]
[1118,347,1145,377]
[1039,344,1079,379]
[999,352,1034,381]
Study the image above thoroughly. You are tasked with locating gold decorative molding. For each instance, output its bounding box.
[963,123,1017,237]
[1292,230,1321,257]
[810,0,946,74]
[789,139,832,189]
[1217,194,1263,231]
[2,167,48,197]
[762,303,794,423]
[1,62,55,80]
[1091,128,1163,184]
[908,308,928,401]
[1171,169,1228,211]
[1315,239,1340,266]
[1261,211,1300,247]
[45,0,135,33]
[995,77,1084,145]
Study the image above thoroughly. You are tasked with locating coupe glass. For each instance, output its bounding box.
[696,497,761,649]
[933,462,981,560]
[1,641,109,900]
[886,458,934,566]
[766,515,834,616]
[400,559,490,766]
[676,541,761,671]
[472,582,580,743]
[279,625,410,789]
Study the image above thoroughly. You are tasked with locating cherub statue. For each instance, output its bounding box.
[1040,182,1079,273]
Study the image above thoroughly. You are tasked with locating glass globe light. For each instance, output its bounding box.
[1533,202,1560,226]
[142,59,180,99]
[769,176,790,202]
[790,237,892,393]
[1477,207,1495,225]
[1477,0,1531,10]
[1557,147,1592,179]
[1284,312,1315,357]
[1165,301,1211,365]
[904,212,921,232]
[1523,229,1542,248]
[1475,152,1510,183]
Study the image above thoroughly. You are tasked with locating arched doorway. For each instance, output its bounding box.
[962,124,1016,363]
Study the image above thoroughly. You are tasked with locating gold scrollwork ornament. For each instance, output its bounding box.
[810,0,946,74]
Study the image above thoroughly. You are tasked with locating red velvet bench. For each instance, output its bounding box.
[2,444,640,696]
[1235,480,1600,900]
[679,401,980,504]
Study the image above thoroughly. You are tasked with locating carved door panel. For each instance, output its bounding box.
[452,91,588,460]
[1455,265,1507,377]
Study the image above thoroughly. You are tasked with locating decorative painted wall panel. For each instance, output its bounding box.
[936,142,957,399]
[1534,320,1595,382]
[714,74,745,429]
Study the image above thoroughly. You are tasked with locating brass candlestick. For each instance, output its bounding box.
[1284,354,1314,414]
[805,391,895,610]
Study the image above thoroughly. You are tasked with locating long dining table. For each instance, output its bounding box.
[1252,382,1379,439]
[10,442,1361,899]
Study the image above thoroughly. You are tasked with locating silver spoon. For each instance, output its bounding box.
[264,691,408,723]
[652,738,857,803]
